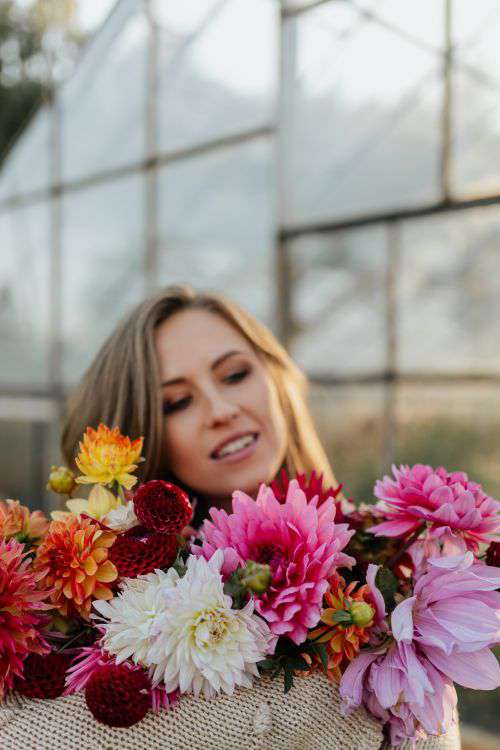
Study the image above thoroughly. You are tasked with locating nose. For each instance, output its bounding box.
[205,389,239,427]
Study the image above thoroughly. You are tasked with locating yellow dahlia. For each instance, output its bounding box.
[34,515,118,620]
[66,485,121,521]
[0,499,49,545]
[75,423,144,491]
[307,574,375,681]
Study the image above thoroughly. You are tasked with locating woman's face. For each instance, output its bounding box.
[155,309,288,504]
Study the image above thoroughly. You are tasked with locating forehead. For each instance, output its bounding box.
[155,309,253,379]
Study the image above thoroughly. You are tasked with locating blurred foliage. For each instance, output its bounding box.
[0,0,81,163]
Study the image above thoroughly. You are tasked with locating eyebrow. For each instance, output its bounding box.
[160,350,245,387]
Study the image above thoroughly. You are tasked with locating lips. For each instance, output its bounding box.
[210,431,259,460]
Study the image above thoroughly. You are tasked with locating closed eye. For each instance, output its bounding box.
[224,368,249,384]
[162,396,191,415]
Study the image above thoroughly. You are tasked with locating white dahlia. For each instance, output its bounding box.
[92,568,178,666]
[148,550,274,698]
[102,500,139,532]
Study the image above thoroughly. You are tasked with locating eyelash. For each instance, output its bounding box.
[162,369,250,415]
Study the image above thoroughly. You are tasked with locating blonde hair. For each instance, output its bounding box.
[61,285,337,492]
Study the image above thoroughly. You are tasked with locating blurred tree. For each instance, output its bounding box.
[0,0,81,165]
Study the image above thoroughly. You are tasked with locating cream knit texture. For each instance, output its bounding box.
[0,673,460,750]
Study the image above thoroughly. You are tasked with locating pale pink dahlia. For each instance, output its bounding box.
[193,480,354,644]
[391,552,500,689]
[0,539,50,700]
[340,643,458,746]
[369,464,500,550]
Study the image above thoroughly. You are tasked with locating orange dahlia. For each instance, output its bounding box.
[0,498,49,545]
[75,423,144,491]
[0,539,50,700]
[34,516,118,620]
[307,574,375,681]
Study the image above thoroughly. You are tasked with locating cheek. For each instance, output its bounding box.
[164,415,197,466]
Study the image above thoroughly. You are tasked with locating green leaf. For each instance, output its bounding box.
[257,659,277,671]
[375,566,399,613]
[283,664,294,694]
[332,610,352,624]
[311,642,329,671]
[287,655,309,672]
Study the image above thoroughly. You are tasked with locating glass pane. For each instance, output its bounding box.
[283,3,442,225]
[309,383,387,501]
[156,137,275,327]
[61,175,145,383]
[396,382,500,500]
[0,107,52,201]
[451,2,500,195]
[398,207,500,374]
[0,416,61,514]
[355,0,445,48]
[156,0,277,153]
[289,226,387,376]
[60,0,147,181]
[0,201,51,385]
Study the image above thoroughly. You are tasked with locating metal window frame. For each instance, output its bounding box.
[0,0,499,489]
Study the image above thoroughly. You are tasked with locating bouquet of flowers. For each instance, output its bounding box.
[1,424,499,747]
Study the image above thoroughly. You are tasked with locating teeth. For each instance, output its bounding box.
[216,434,255,458]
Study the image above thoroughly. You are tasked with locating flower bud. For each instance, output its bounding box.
[349,601,375,628]
[238,560,272,594]
[47,465,77,495]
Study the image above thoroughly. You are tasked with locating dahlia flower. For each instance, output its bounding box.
[270,469,352,521]
[75,423,144,491]
[148,551,274,699]
[65,641,179,711]
[93,569,177,666]
[308,574,376,680]
[34,516,117,620]
[133,480,192,533]
[66,485,121,521]
[0,539,50,700]
[85,663,151,727]
[0,498,49,543]
[391,552,500,689]
[102,500,139,532]
[108,527,178,578]
[370,464,500,550]
[340,642,458,746]
[193,480,354,644]
[14,651,70,699]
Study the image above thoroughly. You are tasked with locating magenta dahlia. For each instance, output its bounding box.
[369,464,500,550]
[0,539,50,699]
[193,479,354,644]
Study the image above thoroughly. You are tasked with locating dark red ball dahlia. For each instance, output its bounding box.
[85,663,151,728]
[271,469,348,520]
[486,541,500,567]
[109,528,178,578]
[14,651,71,699]
[133,480,192,534]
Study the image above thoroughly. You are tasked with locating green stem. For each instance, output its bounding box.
[385,523,426,570]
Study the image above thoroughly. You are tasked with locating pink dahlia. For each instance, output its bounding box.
[193,479,354,644]
[391,552,500,689]
[340,641,458,746]
[0,539,50,700]
[369,464,500,550]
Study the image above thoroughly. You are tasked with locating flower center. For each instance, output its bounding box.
[257,544,285,568]
[192,607,231,649]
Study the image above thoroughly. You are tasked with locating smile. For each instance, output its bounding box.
[211,433,259,461]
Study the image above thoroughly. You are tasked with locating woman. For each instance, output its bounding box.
[4,286,460,750]
[61,284,337,523]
